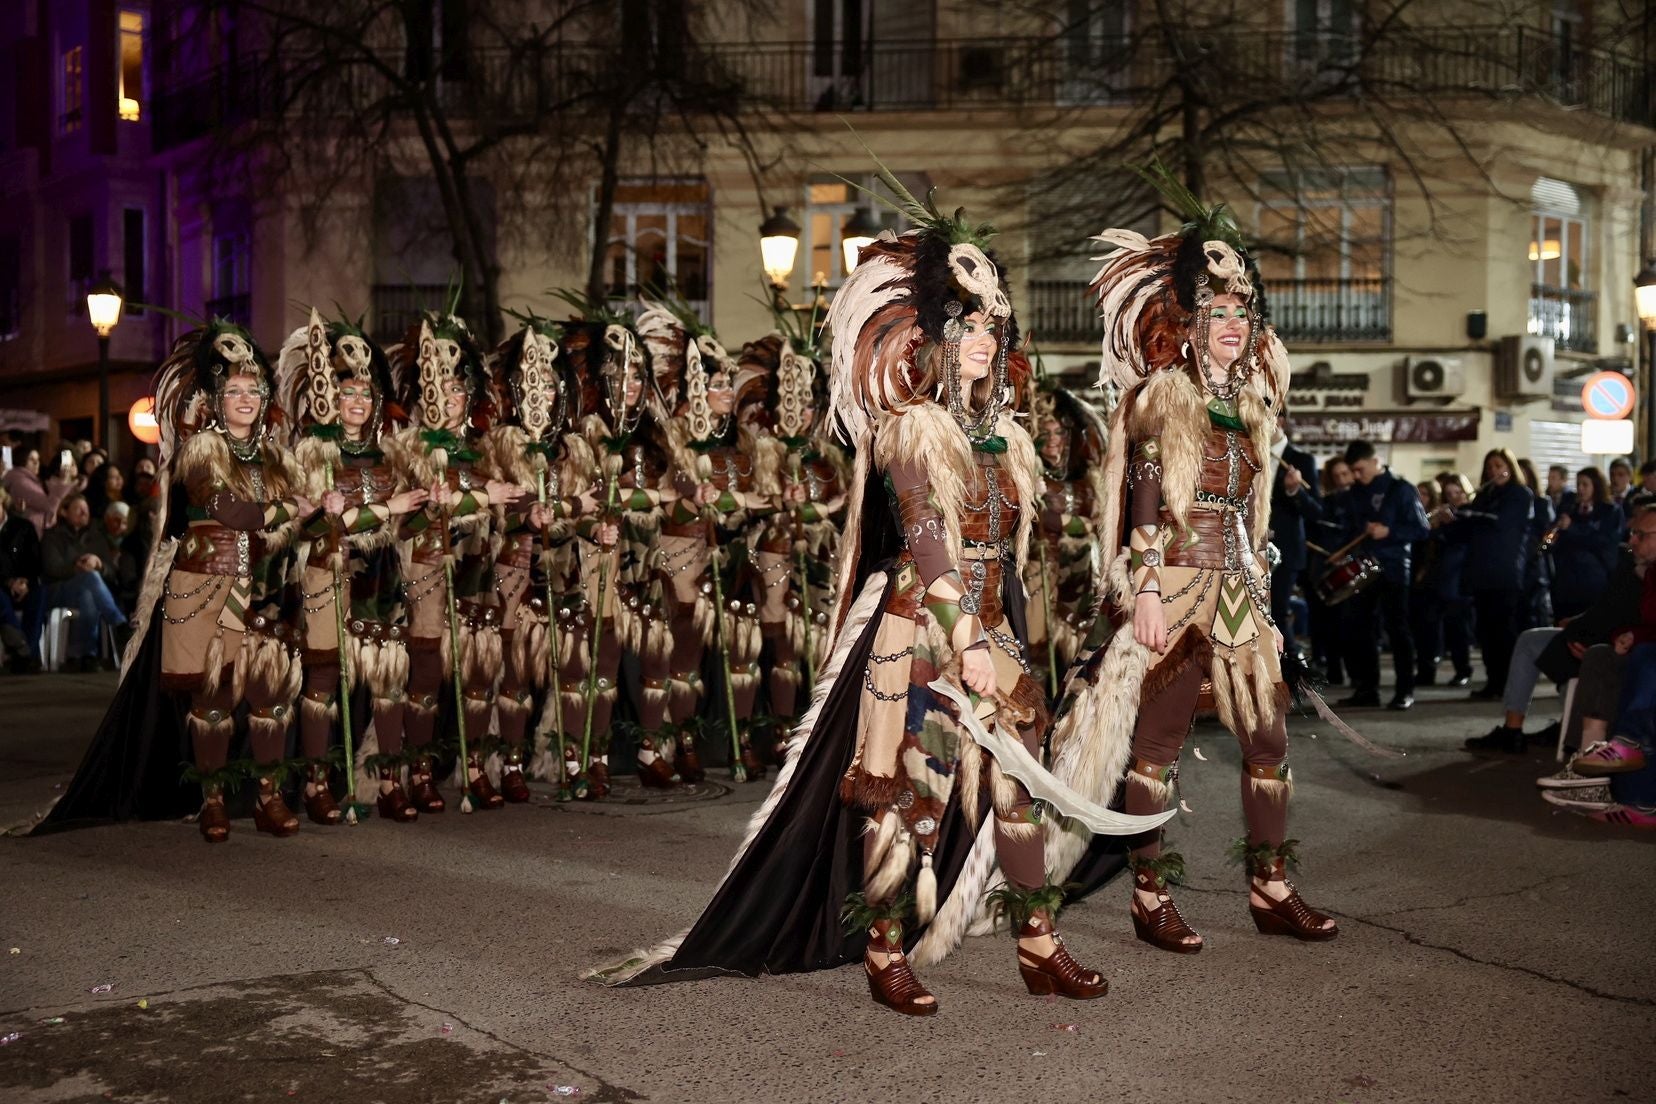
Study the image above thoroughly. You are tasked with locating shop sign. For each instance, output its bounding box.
[1290,411,1482,446]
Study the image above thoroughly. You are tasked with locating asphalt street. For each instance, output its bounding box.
[1,669,1652,1104]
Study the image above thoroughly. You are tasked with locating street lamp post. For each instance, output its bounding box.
[759,206,802,310]
[1634,259,1656,461]
[840,206,882,277]
[86,273,125,451]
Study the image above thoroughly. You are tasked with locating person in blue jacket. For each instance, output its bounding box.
[1549,466,1623,621]
[1519,458,1554,630]
[1339,440,1430,709]
[1448,448,1536,698]
[1268,424,1321,690]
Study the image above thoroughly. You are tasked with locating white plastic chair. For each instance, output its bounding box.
[40,607,76,672]
[1556,677,1579,762]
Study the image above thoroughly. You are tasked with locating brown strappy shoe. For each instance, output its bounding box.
[198,796,230,844]
[409,754,447,817]
[376,772,418,823]
[253,778,300,838]
[1248,854,1338,941]
[1016,913,1107,999]
[637,738,677,788]
[1130,859,1203,954]
[740,735,765,782]
[304,766,342,825]
[465,756,505,811]
[587,756,612,799]
[673,732,705,784]
[500,760,532,804]
[864,918,938,1017]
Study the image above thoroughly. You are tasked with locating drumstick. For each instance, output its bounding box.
[1325,532,1369,562]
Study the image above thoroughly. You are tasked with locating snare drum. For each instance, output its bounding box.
[1315,554,1382,606]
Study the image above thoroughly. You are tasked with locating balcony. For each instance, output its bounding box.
[1024,276,1391,347]
[151,26,1654,151]
[1272,277,1391,344]
[1529,284,1597,354]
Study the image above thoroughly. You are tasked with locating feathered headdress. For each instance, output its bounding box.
[388,312,489,432]
[550,290,648,433]
[275,307,397,445]
[823,161,1018,444]
[494,313,567,443]
[152,320,277,464]
[636,299,736,443]
[1089,161,1286,398]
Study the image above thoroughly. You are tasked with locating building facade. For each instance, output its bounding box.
[3,0,1653,482]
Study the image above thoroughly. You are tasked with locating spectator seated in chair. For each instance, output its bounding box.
[40,494,129,672]
[1466,504,1656,754]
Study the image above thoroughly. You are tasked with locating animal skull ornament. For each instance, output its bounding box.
[304,308,340,427]
[334,334,372,380]
[212,331,260,375]
[1201,240,1254,298]
[947,243,1012,320]
[512,326,560,442]
[415,320,447,430]
[775,344,815,440]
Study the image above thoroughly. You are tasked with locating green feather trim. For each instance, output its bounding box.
[179,761,251,795]
[984,882,1070,929]
[255,759,296,788]
[362,751,407,774]
[971,435,1008,454]
[1227,837,1302,872]
[840,891,915,934]
[1129,851,1188,888]
[832,121,996,249]
[1136,158,1249,255]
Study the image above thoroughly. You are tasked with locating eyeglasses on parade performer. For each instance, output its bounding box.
[386,312,522,814]
[591,171,1171,1013]
[36,320,308,841]
[1044,171,1337,952]
[279,310,431,825]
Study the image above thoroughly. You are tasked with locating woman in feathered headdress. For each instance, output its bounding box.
[1043,168,1337,952]
[554,304,669,795]
[636,300,780,783]
[385,312,522,814]
[278,309,430,825]
[743,321,849,763]
[481,314,623,803]
[1024,374,1112,692]
[591,172,1170,1013]
[37,320,308,841]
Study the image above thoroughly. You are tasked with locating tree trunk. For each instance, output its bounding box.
[586,101,628,305]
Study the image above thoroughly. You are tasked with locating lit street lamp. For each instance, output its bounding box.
[86,273,124,450]
[840,206,881,276]
[759,206,802,307]
[1635,259,1656,460]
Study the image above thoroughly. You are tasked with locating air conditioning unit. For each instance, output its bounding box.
[1402,356,1465,401]
[1498,335,1555,400]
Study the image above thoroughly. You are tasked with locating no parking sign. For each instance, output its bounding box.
[1580,372,1637,419]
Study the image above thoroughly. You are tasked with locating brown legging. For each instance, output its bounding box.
[862,696,1048,897]
[302,662,405,760]
[188,680,289,767]
[1122,656,1289,860]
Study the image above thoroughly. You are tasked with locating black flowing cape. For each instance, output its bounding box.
[31,604,198,833]
[618,459,1105,984]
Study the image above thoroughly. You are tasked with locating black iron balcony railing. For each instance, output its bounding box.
[1026,275,1391,346]
[205,292,252,328]
[1529,284,1598,354]
[1272,276,1392,344]
[153,26,1653,151]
